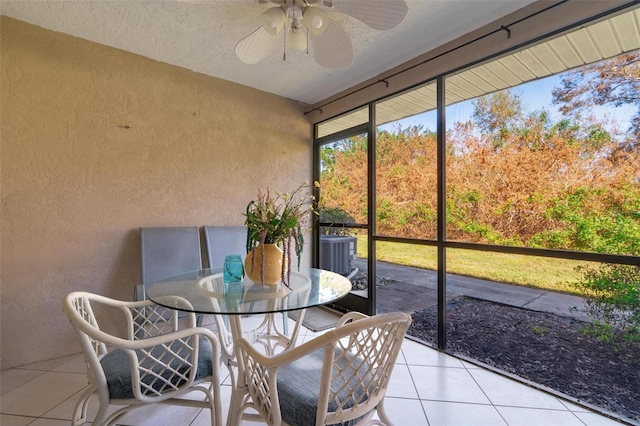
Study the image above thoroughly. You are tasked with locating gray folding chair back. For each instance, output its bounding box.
[134,226,202,301]
[203,225,247,268]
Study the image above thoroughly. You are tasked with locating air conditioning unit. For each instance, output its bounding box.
[320,236,357,276]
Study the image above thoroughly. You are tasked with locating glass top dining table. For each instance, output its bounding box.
[144,266,352,316]
[146,266,352,426]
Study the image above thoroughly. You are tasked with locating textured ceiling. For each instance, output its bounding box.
[0,0,536,105]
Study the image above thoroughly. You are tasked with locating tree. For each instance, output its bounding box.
[472,90,523,147]
[319,53,640,254]
[552,52,640,150]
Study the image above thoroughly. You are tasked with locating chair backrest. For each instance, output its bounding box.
[203,226,247,268]
[141,227,202,285]
[63,292,187,393]
[63,291,187,352]
[63,292,110,367]
[238,311,411,426]
[312,312,411,425]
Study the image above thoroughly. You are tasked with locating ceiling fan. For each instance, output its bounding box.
[180,0,408,68]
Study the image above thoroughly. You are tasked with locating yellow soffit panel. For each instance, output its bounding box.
[317,7,640,139]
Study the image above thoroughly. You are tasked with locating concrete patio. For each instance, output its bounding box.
[370,260,589,322]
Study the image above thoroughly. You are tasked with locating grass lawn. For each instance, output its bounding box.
[357,236,598,295]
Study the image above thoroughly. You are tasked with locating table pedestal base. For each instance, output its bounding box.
[225,309,307,426]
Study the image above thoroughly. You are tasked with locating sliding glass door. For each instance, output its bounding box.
[314,108,374,314]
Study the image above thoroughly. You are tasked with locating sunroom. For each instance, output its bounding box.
[1,0,638,424]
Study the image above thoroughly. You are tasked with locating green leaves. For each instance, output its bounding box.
[244,182,314,247]
[573,264,640,344]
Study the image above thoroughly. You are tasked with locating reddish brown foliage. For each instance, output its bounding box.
[320,118,639,252]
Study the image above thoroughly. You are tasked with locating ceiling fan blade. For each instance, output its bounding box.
[235,26,279,65]
[329,0,408,31]
[310,18,353,69]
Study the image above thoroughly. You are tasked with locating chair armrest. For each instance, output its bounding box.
[74,310,218,353]
[119,326,219,351]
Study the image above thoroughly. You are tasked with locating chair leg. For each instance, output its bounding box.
[205,384,221,426]
[228,386,245,426]
[92,404,111,426]
[71,386,95,426]
[375,400,393,425]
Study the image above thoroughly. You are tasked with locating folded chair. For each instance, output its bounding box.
[134,226,202,302]
[203,226,247,269]
[62,291,222,426]
[230,311,411,426]
[135,226,204,326]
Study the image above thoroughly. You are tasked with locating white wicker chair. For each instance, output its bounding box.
[62,291,222,426]
[230,311,411,426]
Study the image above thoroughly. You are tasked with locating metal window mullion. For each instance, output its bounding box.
[368,103,377,316]
[313,136,321,268]
[437,76,447,350]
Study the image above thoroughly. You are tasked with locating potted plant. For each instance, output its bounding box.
[244,181,317,286]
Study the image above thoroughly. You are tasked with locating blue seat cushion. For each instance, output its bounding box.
[277,348,371,426]
[101,335,213,400]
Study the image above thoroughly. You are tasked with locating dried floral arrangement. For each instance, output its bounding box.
[244,181,318,285]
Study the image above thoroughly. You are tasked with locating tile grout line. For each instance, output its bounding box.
[461,359,516,426]
[400,346,432,425]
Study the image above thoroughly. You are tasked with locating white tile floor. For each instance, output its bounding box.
[0,321,630,426]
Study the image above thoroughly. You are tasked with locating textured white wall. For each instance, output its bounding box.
[0,17,311,369]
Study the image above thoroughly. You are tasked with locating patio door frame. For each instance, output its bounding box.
[313,116,376,316]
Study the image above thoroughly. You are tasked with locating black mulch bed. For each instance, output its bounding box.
[407,296,640,424]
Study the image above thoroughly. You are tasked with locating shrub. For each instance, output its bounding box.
[573,263,640,343]
[547,187,640,255]
[319,207,356,236]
